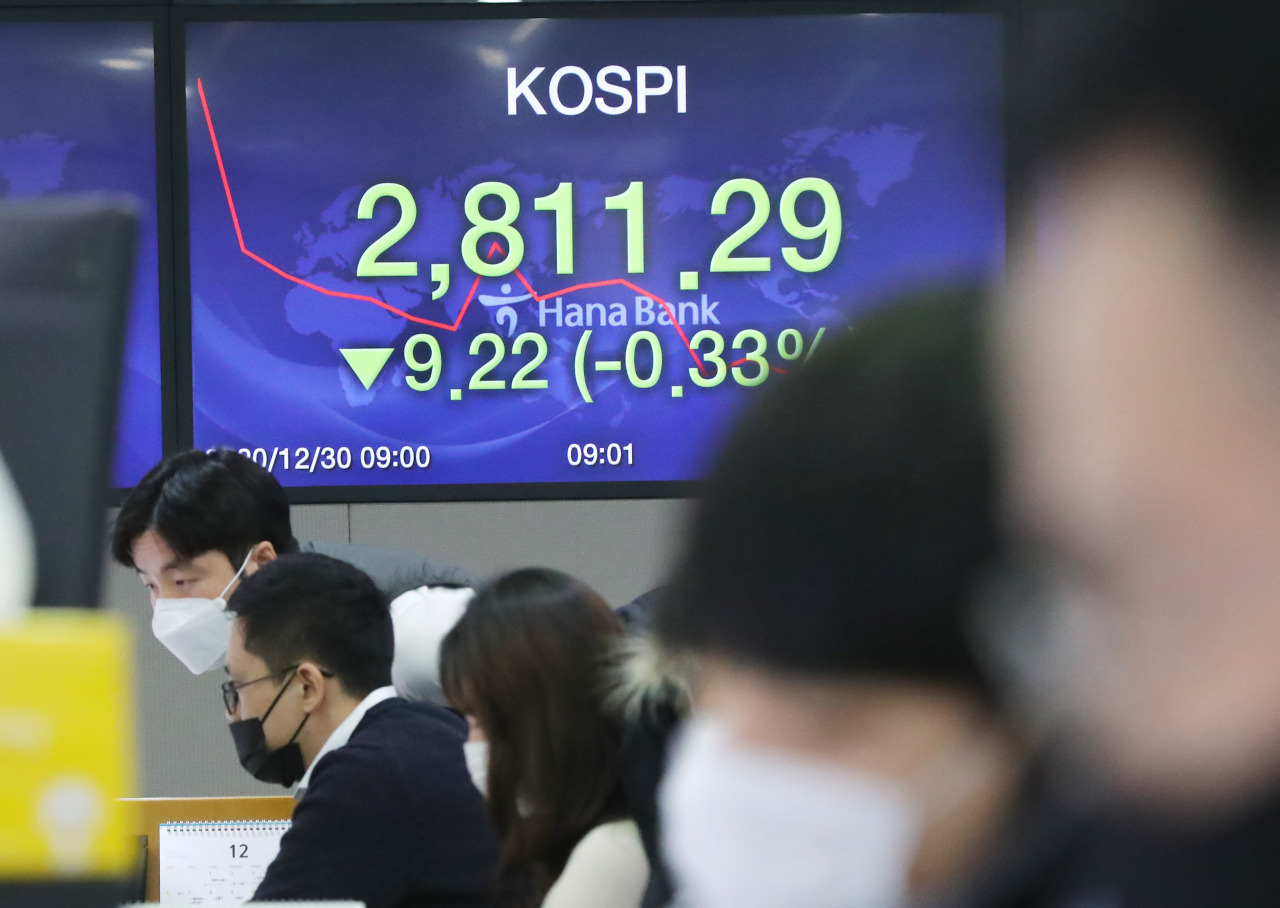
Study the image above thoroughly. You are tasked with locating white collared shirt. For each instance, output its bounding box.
[294,685,399,800]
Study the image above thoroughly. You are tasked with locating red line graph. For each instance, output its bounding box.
[196,77,705,371]
[729,358,787,375]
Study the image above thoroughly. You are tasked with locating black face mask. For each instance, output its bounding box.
[229,670,309,787]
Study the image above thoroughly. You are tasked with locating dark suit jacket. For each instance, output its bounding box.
[253,698,498,908]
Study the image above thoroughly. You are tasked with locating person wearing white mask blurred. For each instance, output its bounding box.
[654,287,1033,908]
[111,448,474,699]
[995,2,1280,905]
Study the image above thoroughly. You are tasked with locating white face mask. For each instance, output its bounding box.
[151,550,253,674]
[463,740,489,797]
[661,716,923,908]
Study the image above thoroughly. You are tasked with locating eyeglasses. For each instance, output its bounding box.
[221,665,299,714]
[220,664,336,714]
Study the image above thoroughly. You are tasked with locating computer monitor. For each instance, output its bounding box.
[0,195,137,606]
[0,15,166,489]
[179,2,1007,501]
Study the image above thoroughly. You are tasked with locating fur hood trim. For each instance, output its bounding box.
[604,632,695,723]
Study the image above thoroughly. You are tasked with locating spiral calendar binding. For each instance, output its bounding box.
[159,820,292,834]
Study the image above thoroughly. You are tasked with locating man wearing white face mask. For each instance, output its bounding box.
[654,287,1065,908]
[146,545,255,674]
[112,449,476,698]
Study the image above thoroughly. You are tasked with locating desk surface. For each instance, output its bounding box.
[123,795,296,901]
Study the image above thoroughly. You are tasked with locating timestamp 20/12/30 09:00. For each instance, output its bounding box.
[212,442,636,474]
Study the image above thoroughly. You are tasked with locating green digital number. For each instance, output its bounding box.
[356,183,418,278]
[462,182,524,277]
[604,181,645,273]
[688,330,727,387]
[709,179,770,273]
[404,333,441,391]
[511,332,549,390]
[468,333,507,390]
[625,331,662,388]
[780,177,842,272]
[533,183,574,275]
[731,329,769,387]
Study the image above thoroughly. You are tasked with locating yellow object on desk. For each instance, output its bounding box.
[0,609,136,878]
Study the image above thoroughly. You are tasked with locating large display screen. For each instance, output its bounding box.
[0,17,163,489]
[182,5,1004,498]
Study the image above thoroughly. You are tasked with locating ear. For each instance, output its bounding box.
[296,661,330,713]
[245,541,277,575]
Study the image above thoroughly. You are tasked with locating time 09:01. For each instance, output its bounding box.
[567,443,633,467]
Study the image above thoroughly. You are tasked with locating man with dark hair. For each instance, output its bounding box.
[997,1,1280,904]
[223,552,497,908]
[114,449,475,699]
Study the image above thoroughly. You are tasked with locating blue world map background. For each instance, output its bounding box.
[186,12,1004,489]
[0,20,162,488]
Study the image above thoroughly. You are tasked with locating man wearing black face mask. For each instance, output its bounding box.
[223,552,498,908]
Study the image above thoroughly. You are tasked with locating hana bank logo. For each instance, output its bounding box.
[477,282,532,336]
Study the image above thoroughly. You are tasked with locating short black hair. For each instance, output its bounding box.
[111,449,299,569]
[1027,0,1280,232]
[226,552,393,699]
[657,284,998,698]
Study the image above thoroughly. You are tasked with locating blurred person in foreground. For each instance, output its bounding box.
[998,1,1280,903]
[656,286,1048,908]
[440,568,650,908]
[223,552,497,907]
